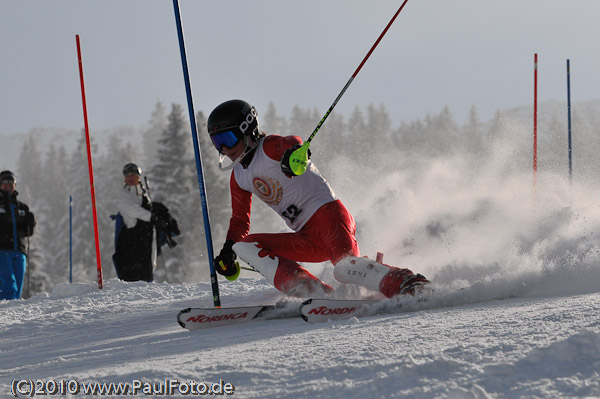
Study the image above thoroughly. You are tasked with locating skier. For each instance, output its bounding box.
[112,163,179,282]
[207,99,429,298]
[0,170,35,300]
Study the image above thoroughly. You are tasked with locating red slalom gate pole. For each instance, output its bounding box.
[533,53,538,187]
[76,34,104,289]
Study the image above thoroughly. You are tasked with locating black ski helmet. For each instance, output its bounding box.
[122,163,142,176]
[207,99,261,151]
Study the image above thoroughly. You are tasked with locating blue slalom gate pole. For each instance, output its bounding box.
[172,0,221,307]
[567,59,572,182]
[69,195,73,283]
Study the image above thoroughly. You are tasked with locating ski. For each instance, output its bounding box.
[178,281,496,329]
[300,280,501,323]
[300,298,390,323]
[177,301,298,330]
[177,298,386,329]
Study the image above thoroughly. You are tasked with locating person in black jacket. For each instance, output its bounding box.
[0,170,35,300]
[112,163,179,282]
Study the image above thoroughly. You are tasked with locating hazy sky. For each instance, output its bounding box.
[1,0,600,136]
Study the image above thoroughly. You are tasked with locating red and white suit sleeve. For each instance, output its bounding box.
[226,171,252,242]
[262,135,302,161]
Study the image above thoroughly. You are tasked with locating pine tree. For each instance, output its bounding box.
[142,101,168,169]
[288,105,315,136]
[489,109,506,140]
[67,133,100,283]
[37,143,71,288]
[151,103,196,282]
[16,133,43,203]
[262,101,287,134]
[16,134,51,296]
[459,105,487,163]
[423,106,460,156]
[23,247,51,298]
[168,110,234,281]
[361,103,393,166]
[395,118,426,154]
[346,106,367,158]
[196,110,230,244]
[366,104,393,142]
[313,111,345,177]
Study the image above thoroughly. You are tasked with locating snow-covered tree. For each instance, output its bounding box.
[37,143,70,287]
[150,103,197,282]
[262,101,287,134]
[67,133,100,283]
[16,133,51,296]
[142,101,168,169]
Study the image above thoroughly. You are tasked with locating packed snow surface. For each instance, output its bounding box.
[1,274,600,398]
[4,139,600,398]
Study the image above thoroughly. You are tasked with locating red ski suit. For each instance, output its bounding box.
[226,135,360,269]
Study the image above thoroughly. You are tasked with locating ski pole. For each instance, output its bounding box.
[167,245,187,277]
[289,0,410,175]
[26,228,30,299]
[69,195,73,284]
[172,0,221,307]
[158,253,170,283]
[566,59,572,182]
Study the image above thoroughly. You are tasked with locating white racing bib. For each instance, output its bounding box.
[233,139,336,231]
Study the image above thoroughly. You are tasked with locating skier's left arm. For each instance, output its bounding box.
[264,135,310,177]
[263,135,302,162]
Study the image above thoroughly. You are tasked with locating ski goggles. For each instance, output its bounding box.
[210,130,242,152]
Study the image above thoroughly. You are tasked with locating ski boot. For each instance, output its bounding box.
[333,256,430,298]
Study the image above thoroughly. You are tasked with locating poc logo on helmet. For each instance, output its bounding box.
[239,108,257,134]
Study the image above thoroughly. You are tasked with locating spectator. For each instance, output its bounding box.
[0,170,35,300]
[112,163,179,282]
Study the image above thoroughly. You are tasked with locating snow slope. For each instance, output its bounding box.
[1,274,600,399]
[3,128,600,398]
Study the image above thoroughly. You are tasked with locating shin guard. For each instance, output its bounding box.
[233,242,333,297]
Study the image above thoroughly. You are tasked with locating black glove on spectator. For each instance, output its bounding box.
[151,203,170,232]
[24,211,36,228]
